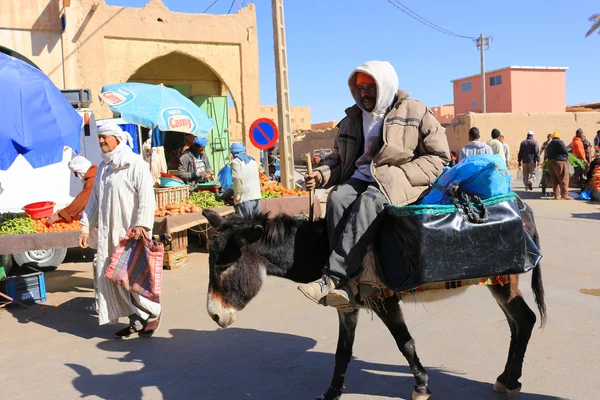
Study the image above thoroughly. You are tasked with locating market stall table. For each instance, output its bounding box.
[153,206,235,239]
[0,230,98,255]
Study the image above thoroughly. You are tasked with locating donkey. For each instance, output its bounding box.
[202,206,545,400]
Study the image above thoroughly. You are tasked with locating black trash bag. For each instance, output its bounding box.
[375,192,541,292]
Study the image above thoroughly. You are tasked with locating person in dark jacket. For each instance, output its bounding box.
[546,131,571,200]
[517,131,540,191]
[178,136,213,185]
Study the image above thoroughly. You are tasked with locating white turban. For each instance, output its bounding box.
[68,155,92,176]
[527,131,534,136]
[97,123,134,148]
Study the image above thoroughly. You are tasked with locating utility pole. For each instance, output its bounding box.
[475,34,491,113]
[272,0,294,188]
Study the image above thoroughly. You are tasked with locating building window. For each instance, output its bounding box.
[301,118,305,123]
[490,75,502,86]
[472,100,477,109]
[461,82,472,92]
[291,119,295,123]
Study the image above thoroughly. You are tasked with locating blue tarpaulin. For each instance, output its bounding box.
[420,154,512,205]
[0,53,82,170]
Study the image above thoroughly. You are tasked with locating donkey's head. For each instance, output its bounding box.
[203,209,267,328]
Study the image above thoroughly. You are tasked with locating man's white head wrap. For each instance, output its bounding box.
[97,123,135,169]
[97,123,134,148]
[68,155,92,182]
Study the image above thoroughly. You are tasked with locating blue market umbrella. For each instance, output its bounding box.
[0,53,82,170]
[99,83,215,136]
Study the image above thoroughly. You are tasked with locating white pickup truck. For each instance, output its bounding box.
[0,106,102,271]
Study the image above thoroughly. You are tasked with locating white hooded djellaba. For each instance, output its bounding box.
[81,123,161,325]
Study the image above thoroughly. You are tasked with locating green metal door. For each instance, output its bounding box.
[192,96,230,174]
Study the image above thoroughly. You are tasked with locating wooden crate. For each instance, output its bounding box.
[164,230,188,251]
[155,186,189,209]
[164,248,188,270]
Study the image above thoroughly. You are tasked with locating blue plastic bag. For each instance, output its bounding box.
[218,164,233,192]
[579,190,592,201]
[420,154,512,205]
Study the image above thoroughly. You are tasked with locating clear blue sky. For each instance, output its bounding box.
[108,0,599,123]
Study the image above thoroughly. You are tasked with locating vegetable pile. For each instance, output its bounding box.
[260,173,309,199]
[155,201,202,218]
[0,213,82,235]
[0,213,36,236]
[33,218,82,233]
[188,191,226,209]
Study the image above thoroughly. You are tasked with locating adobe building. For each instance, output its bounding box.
[0,0,261,161]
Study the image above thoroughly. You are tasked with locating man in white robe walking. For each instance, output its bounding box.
[79,123,161,338]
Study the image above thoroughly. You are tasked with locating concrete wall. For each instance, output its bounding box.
[510,69,566,113]
[292,128,338,163]
[431,104,455,126]
[1,0,261,158]
[446,112,600,168]
[311,121,338,130]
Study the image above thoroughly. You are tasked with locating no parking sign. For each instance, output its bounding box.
[249,118,279,150]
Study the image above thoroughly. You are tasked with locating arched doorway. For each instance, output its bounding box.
[128,52,234,175]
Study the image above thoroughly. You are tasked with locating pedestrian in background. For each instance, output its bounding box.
[546,131,572,200]
[458,127,492,162]
[230,142,262,218]
[518,131,540,191]
[488,128,507,166]
[540,133,553,161]
[499,135,510,167]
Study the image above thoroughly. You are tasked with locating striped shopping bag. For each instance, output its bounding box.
[105,237,164,303]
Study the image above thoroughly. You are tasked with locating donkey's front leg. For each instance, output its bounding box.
[317,309,359,400]
[375,295,430,400]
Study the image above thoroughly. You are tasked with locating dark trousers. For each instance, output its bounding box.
[326,178,387,282]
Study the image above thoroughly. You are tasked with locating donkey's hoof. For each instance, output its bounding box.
[493,381,522,397]
[316,386,342,400]
[412,389,431,400]
[507,385,522,397]
[493,380,507,393]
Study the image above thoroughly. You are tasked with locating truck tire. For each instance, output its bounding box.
[12,248,67,271]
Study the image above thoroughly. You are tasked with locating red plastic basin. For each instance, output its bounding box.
[23,201,55,219]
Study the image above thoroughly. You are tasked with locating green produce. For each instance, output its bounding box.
[188,191,226,209]
[262,191,282,199]
[568,153,586,170]
[0,213,37,236]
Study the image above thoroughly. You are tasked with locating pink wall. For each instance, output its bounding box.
[510,69,566,113]
[453,70,512,114]
[453,68,566,115]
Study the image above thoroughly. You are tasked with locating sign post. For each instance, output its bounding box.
[249,118,279,176]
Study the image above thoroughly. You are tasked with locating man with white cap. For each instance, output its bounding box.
[517,131,540,191]
[79,123,161,337]
[46,156,98,226]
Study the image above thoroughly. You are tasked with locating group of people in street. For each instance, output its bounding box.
[458,127,510,166]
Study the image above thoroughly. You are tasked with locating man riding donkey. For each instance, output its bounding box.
[299,60,450,311]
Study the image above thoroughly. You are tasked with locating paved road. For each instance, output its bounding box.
[1,178,599,400]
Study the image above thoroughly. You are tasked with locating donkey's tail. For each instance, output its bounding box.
[521,199,547,328]
[531,256,546,328]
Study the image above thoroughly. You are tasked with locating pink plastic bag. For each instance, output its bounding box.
[105,236,164,303]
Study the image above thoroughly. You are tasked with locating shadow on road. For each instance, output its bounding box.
[6,297,116,340]
[63,328,567,400]
[570,212,600,220]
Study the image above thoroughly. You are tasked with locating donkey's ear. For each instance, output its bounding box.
[203,209,224,228]
[234,225,264,247]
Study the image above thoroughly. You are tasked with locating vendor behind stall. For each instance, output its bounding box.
[178,136,213,185]
[47,156,97,225]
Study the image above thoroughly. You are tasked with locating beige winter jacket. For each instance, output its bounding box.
[316,90,450,206]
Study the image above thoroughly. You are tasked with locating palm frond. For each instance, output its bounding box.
[585,14,600,37]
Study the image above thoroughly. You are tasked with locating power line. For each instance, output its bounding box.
[385,0,477,39]
[227,0,237,13]
[203,0,219,13]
